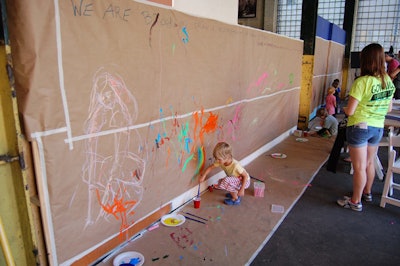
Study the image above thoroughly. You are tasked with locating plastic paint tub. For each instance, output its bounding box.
[253,182,265,197]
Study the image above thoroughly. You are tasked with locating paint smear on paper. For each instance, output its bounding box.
[170,227,194,249]
[182,26,189,43]
[182,153,194,172]
[163,218,182,225]
[96,189,137,233]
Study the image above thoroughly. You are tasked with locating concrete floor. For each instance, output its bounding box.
[251,146,400,266]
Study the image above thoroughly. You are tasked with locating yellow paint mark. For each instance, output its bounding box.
[164,218,182,225]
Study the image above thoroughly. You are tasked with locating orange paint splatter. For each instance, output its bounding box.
[166,146,171,167]
[96,189,137,233]
[199,112,219,144]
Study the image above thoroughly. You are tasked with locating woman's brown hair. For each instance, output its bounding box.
[360,43,387,88]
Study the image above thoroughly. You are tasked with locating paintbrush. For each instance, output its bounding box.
[183,215,206,224]
[197,183,200,197]
[250,176,265,183]
[182,211,208,221]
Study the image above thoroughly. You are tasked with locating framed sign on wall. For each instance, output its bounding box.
[238,0,257,18]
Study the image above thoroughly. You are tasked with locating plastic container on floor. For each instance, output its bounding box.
[253,182,265,197]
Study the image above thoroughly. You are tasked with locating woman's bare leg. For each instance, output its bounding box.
[349,145,368,203]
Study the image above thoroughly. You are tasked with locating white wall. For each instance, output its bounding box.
[135,0,238,24]
[174,0,238,24]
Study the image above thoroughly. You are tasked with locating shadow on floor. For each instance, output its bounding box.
[251,146,400,266]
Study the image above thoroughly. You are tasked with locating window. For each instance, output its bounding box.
[353,0,400,52]
[277,1,400,52]
[277,0,345,39]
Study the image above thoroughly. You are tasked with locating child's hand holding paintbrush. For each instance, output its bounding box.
[198,163,217,183]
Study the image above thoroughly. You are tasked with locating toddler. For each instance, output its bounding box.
[199,142,250,205]
[325,86,337,116]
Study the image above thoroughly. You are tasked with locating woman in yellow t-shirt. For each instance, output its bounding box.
[337,43,395,211]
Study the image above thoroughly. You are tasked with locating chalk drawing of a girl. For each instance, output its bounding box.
[81,65,145,230]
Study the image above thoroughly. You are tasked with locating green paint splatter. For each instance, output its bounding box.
[182,154,194,172]
[289,73,294,84]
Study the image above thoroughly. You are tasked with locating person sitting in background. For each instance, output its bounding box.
[310,107,338,138]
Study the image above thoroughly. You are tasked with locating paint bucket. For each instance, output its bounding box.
[303,131,309,137]
[253,182,265,197]
[193,197,201,208]
[293,129,303,137]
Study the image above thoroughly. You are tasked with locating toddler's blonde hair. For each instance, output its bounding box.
[213,142,232,160]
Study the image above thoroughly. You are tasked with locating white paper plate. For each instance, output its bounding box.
[271,153,287,159]
[315,126,322,130]
[296,138,309,142]
[113,251,144,266]
[161,213,186,227]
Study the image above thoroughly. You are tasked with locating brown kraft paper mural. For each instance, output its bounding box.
[6,0,303,264]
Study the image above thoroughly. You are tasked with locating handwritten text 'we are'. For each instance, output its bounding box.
[71,0,131,21]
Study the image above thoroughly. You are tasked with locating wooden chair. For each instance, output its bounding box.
[380,128,400,208]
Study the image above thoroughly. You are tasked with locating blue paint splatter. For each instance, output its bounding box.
[184,138,192,153]
[182,26,189,43]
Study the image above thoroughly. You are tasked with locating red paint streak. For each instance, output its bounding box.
[132,169,141,180]
[171,112,180,136]
[158,136,170,147]
[170,227,194,249]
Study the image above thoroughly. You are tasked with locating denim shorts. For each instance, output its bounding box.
[346,125,383,148]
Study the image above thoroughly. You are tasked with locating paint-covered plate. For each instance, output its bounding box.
[113,251,144,266]
[161,213,186,227]
[271,153,287,159]
[296,138,309,142]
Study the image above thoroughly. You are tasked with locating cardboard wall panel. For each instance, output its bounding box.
[6,0,303,264]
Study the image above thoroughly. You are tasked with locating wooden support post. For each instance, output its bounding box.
[299,55,315,130]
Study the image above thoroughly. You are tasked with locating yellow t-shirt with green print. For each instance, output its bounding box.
[348,75,395,128]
